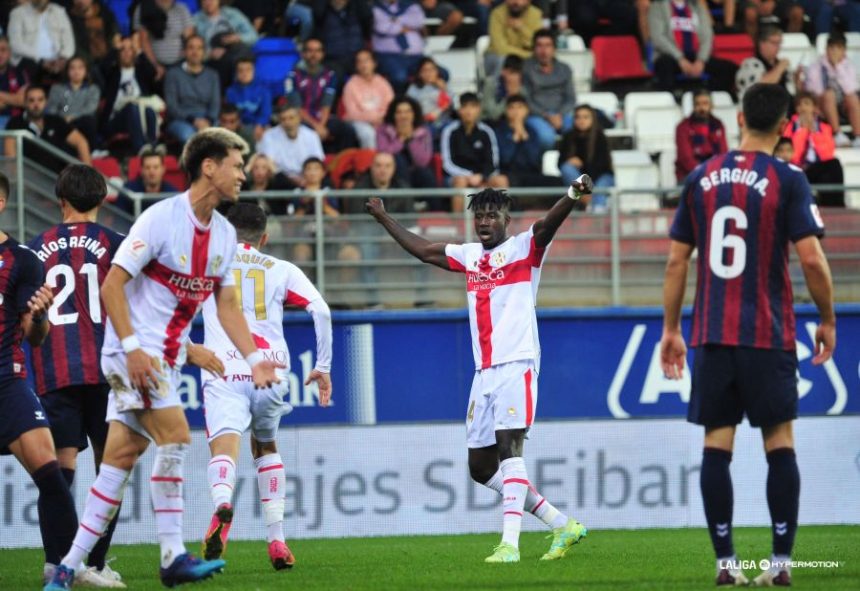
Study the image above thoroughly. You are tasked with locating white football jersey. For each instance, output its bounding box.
[445,225,548,371]
[201,243,326,382]
[103,192,237,367]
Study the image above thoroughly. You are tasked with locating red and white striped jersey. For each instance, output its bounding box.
[103,192,237,368]
[445,225,548,371]
[201,243,328,380]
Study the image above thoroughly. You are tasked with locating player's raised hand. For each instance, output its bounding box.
[27,284,54,319]
[812,321,836,365]
[569,174,593,201]
[127,348,164,397]
[660,331,687,380]
[187,343,225,376]
[305,369,332,407]
[251,359,285,389]
[365,197,386,220]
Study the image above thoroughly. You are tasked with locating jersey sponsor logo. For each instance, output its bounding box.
[34,236,109,262]
[491,251,506,266]
[34,410,45,421]
[699,166,770,196]
[166,273,217,300]
[210,255,223,274]
[810,204,825,228]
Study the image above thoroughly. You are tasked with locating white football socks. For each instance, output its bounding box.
[255,453,286,543]
[207,455,237,509]
[151,444,187,568]
[61,464,129,571]
[482,465,568,529]
[499,457,529,547]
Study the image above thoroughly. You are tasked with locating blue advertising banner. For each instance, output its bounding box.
[173,304,859,428]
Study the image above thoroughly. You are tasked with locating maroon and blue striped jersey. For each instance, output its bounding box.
[670,150,826,351]
[27,223,123,394]
[0,237,44,381]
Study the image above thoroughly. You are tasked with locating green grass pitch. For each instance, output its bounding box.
[4,526,858,590]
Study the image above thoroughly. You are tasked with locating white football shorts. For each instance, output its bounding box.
[466,359,538,449]
[102,350,183,439]
[202,376,292,443]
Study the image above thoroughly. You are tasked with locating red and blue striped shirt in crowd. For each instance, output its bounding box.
[671,0,700,61]
[27,223,123,394]
[0,237,44,381]
[670,150,826,351]
[284,66,337,121]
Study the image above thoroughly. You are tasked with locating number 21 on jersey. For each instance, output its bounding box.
[709,205,748,280]
[233,268,267,320]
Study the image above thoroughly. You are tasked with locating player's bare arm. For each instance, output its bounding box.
[187,343,225,377]
[795,235,836,364]
[532,174,593,249]
[365,197,453,270]
[214,282,284,388]
[21,283,53,346]
[660,240,695,380]
[102,264,163,396]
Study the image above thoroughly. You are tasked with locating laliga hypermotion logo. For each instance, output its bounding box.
[606,322,848,418]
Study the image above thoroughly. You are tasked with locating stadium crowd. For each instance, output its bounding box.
[0,0,857,212]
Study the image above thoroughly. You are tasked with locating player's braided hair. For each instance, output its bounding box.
[467,188,514,213]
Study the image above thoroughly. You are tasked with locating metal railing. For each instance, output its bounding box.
[2,132,858,308]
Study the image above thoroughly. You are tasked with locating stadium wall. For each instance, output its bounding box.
[3,306,857,547]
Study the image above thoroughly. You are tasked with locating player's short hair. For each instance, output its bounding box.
[0,172,9,200]
[181,127,249,183]
[741,83,790,134]
[55,164,107,212]
[226,202,267,244]
[467,188,514,213]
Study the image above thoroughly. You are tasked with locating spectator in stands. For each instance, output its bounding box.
[124,144,179,193]
[0,36,28,130]
[286,37,357,152]
[68,0,120,85]
[782,91,845,207]
[704,0,739,33]
[102,35,160,154]
[371,0,426,93]
[810,0,860,36]
[406,57,452,137]
[341,49,394,149]
[774,135,793,161]
[558,104,613,212]
[5,85,91,166]
[675,88,728,182]
[241,152,292,215]
[743,0,804,39]
[257,104,325,186]
[485,0,542,78]
[481,54,528,122]
[523,29,575,150]
[163,35,221,145]
[649,0,738,96]
[133,0,194,81]
[569,0,644,46]
[440,91,508,211]
[736,25,793,101]
[8,0,75,84]
[496,94,561,189]
[805,33,860,148]
[218,102,256,150]
[290,156,338,217]
[225,57,272,143]
[420,0,464,37]
[314,0,373,79]
[193,0,258,89]
[376,96,438,190]
[285,0,315,42]
[45,56,100,150]
[344,152,411,215]
[233,0,278,35]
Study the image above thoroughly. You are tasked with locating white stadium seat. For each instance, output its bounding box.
[576,91,620,125]
[623,91,676,130]
[430,49,479,100]
[779,32,815,71]
[475,35,490,80]
[557,49,594,95]
[658,148,678,190]
[834,147,860,208]
[634,105,682,153]
[611,149,661,211]
[425,35,455,53]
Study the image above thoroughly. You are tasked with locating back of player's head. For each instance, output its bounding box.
[55,164,107,212]
[0,172,9,200]
[181,127,249,183]
[467,188,514,214]
[226,202,267,244]
[741,83,790,134]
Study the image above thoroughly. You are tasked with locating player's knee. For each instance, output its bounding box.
[103,445,140,471]
[468,459,496,484]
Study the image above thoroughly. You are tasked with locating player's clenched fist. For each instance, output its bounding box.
[251,359,285,389]
[365,197,386,219]
[28,284,54,318]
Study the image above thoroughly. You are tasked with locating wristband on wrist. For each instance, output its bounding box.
[121,335,141,353]
[246,351,264,367]
[567,185,581,201]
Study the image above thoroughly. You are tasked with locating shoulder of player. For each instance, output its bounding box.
[13,241,42,268]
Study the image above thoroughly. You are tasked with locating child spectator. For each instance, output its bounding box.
[226,57,272,142]
[805,33,860,148]
[406,57,452,136]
